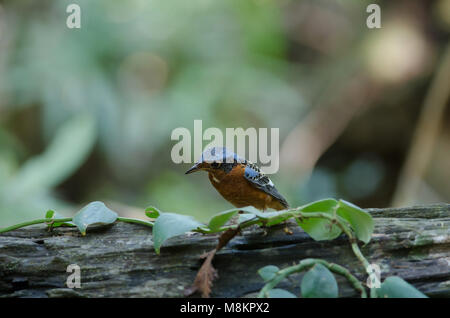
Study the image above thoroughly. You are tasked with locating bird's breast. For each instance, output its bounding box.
[208,166,276,210]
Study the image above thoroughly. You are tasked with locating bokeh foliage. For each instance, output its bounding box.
[0,0,448,226]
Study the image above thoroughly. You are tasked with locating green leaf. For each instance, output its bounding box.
[45,210,75,227]
[300,198,339,212]
[257,211,290,226]
[152,212,203,254]
[296,217,342,240]
[297,199,342,241]
[237,206,263,216]
[72,201,118,236]
[378,276,427,298]
[208,208,239,231]
[336,200,373,243]
[267,288,296,298]
[238,206,288,226]
[238,213,256,224]
[236,206,267,225]
[45,210,54,219]
[301,264,338,298]
[145,206,161,219]
[258,265,279,282]
[240,208,276,220]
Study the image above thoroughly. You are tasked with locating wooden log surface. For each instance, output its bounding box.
[0,204,449,298]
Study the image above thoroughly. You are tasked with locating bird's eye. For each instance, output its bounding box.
[211,162,221,168]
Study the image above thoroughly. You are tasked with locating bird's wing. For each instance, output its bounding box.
[243,162,289,208]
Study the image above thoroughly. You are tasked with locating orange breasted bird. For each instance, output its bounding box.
[185,147,289,211]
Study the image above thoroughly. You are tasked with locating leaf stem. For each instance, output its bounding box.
[0,218,73,233]
[116,217,154,227]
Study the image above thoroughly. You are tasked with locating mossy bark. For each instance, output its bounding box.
[0,204,449,297]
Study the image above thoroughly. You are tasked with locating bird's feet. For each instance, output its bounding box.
[283,222,293,235]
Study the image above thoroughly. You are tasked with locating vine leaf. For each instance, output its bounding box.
[238,213,256,223]
[300,198,338,212]
[297,199,342,240]
[378,276,427,298]
[267,289,296,298]
[152,212,203,254]
[336,200,374,243]
[238,206,286,226]
[295,198,374,243]
[72,201,118,236]
[145,206,161,219]
[258,265,279,282]
[301,263,339,298]
[208,208,239,231]
[207,206,268,231]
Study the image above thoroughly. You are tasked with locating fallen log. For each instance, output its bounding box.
[0,204,449,297]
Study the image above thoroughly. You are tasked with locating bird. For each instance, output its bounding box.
[185,147,289,212]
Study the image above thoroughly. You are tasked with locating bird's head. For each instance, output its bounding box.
[185,147,244,174]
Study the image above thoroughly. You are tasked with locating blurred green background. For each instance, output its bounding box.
[0,0,449,226]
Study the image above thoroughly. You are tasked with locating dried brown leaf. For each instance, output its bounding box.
[216,227,240,251]
[185,227,241,297]
[185,249,217,297]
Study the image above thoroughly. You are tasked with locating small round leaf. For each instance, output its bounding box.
[145,206,161,219]
[337,200,374,243]
[208,208,239,231]
[258,265,279,282]
[153,212,203,254]
[72,201,118,235]
[301,264,338,298]
[378,276,427,298]
[267,288,296,298]
[297,199,342,241]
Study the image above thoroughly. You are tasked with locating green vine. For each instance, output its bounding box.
[258,258,367,298]
[0,198,427,298]
[0,218,73,233]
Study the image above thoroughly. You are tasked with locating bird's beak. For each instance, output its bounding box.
[185,163,201,174]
